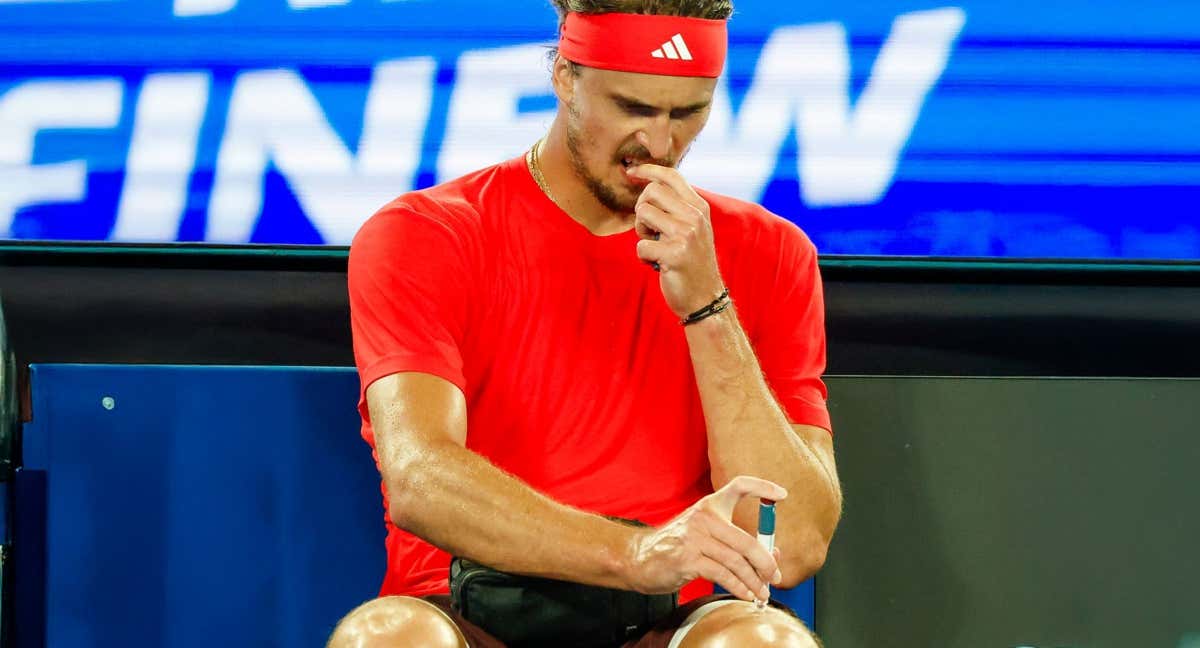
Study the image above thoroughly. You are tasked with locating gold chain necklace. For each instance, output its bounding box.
[526,138,559,207]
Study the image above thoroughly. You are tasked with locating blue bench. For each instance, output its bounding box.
[12,364,812,646]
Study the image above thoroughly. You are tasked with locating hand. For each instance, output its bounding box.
[623,476,787,601]
[626,164,727,318]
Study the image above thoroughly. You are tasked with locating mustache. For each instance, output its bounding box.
[617,147,675,168]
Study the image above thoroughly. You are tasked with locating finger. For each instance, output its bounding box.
[704,475,788,519]
[627,164,703,206]
[697,533,770,602]
[636,238,670,271]
[703,515,779,587]
[694,555,759,602]
[634,220,660,242]
[633,200,675,241]
[637,180,704,220]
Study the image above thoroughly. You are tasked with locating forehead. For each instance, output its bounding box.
[577,66,717,108]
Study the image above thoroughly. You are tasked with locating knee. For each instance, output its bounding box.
[327,596,468,648]
[678,601,821,648]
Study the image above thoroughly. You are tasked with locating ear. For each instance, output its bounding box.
[551,54,576,104]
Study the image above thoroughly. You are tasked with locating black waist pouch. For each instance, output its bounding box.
[449,557,677,648]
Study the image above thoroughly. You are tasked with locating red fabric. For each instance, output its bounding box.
[348,155,831,602]
[558,12,727,78]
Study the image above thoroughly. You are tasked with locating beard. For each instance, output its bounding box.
[564,103,678,214]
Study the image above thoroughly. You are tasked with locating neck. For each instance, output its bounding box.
[535,119,635,237]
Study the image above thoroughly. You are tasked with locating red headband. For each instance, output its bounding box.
[558,12,727,78]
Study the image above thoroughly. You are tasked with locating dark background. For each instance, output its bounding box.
[4,244,1200,375]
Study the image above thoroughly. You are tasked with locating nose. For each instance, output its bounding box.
[636,118,672,162]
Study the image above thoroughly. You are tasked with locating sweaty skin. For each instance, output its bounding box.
[678,601,821,648]
[326,597,468,648]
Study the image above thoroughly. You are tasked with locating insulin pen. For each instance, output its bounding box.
[756,498,776,610]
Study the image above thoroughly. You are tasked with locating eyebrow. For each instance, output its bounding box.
[609,92,711,115]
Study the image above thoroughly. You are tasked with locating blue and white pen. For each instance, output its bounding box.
[756,498,776,610]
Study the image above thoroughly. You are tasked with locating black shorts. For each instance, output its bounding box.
[422,594,798,648]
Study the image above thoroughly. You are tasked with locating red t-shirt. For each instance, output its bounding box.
[348,155,831,602]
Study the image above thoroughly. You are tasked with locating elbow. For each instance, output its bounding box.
[778,539,830,588]
[778,502,841,588]
[383,459,431,533]
[382,436,464,532]
[387,490,418,532]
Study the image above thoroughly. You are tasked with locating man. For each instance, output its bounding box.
[331,0,842,645]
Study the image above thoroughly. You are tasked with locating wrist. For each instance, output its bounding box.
[683,301,743,361]
[608,523,647,592]
[679,287,730,326]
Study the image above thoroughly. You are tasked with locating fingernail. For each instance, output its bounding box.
[760,586,771,600]
[773,570,782,584]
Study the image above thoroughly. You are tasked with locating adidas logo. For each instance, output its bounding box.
[650,33,693,61]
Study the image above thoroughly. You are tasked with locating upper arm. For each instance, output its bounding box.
[349,202,477,483]
[349,203,475,417]
[366,372,468,475]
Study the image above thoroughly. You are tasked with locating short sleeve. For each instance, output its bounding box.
[348,203,474,405]
[752,222,833,434]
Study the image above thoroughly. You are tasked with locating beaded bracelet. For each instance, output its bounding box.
[680,288,731,326]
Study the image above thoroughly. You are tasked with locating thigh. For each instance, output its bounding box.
[422,595,508,648]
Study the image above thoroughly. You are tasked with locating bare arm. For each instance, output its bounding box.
[685,311,841,587]
[367,372,632,586]
[367,371,785,600]
[630,162,842,587]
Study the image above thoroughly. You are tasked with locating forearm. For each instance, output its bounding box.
[685,306,841,583]
[382,437,637,589]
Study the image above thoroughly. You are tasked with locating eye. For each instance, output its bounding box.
[624,104,657,118]
[670,108,702,120]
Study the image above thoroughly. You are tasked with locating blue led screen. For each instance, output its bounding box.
[1,0,1198,258]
